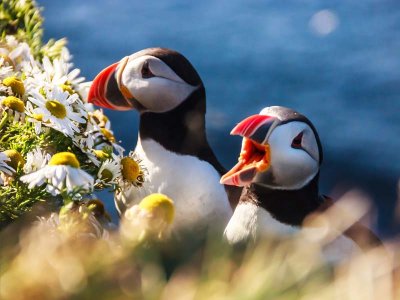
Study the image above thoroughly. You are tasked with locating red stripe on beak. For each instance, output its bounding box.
[88,62,118,109]
[231,114,274,137]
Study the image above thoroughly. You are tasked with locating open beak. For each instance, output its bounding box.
[87,57,136,111]
[220,114,276,186]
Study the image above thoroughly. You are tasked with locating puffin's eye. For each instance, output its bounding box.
[141,61,154,78]
[291,132,303,149]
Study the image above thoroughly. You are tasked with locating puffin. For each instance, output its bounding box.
[87,48,237,236]
[220,106,381,256]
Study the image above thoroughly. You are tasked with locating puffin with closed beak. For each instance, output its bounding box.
[87,48,236,236]
[221,106,381,253]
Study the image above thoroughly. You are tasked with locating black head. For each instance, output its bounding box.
[221,106,323,190]
[88,47,203,112]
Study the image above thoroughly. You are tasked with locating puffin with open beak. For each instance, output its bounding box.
[87,48,237,236]
[221,106,381,256]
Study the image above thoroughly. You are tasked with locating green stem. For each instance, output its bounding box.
[0,112,9,130]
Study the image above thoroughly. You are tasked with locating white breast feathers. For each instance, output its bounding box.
[116,138,233,235]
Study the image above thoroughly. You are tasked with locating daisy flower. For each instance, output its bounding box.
[70,118,114,167]
[3,149,25,170]
[0,36,34,72]
[20,152,94,196]
[25,101,45,135]
[21,58,49,94]
[41,51,86,94]
[118,152,146,192]
[2,76,25,96]
[60,48,87,92]
[0,150,22,185]
[27,86,86,137]
[73,119,98,150]
[96,158,121,185]
[57,201,109,239]
[37,204,108,240]
[0,152,15,185]
[88,109,110,129]
[121,193,175,242]
[0,95,25,122]
[71,137,102,167]
[23,147,52,174]
[85,118,118,150]
[79,111,124,155]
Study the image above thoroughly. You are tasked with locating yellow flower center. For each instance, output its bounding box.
[100,169,114,182]
[100,128,116,143]
[2,96,25,113]
[45,100,67,119]
[48,152,80,168]
[60,84,74,95]
[32,113,43,121]
[93,150,110,160]
[121,157,140,182]
[2,76,25,96]
[139,193,175,225]
[3,149,25,170]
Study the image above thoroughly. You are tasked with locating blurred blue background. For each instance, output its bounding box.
[38,0,400,236]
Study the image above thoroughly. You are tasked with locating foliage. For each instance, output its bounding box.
[0,195,397,300]
[0,0,43,58]
[0,0,144,226]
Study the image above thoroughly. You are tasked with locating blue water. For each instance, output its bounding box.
[38,0,400,235]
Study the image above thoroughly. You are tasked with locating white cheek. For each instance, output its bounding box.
[123,75,196,113]
[120,55,198,112]
[267,123,319,189]
[143,78,196,112]
[302,129,319,162]
[270,147,319,189]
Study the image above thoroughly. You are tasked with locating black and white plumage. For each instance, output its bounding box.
[221,106,381,257]
[88,48,236,236]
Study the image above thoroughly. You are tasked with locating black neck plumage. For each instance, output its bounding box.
[243,174,323,226]
[139,87,226,176]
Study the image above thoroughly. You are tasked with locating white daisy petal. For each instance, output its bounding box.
[26,85,86,137]
[0,153,15,179]
[23,148,51,173]
[21,161,94,196]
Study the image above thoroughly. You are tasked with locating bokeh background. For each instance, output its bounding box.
[37,0,400,236]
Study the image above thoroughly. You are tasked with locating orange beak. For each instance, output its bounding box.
[87,58,135,111]
[220,114,276,187]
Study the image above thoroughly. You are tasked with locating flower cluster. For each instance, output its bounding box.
[0,24,146,225]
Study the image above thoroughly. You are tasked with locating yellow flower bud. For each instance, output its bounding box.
[93,149,110,160]
[100,128,116,143]
[2,96,25,113]
[139,193,175,225]
[3,149,25,170]
[2,76,25,96]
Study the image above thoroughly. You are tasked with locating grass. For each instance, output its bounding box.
[0,191,399,300]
